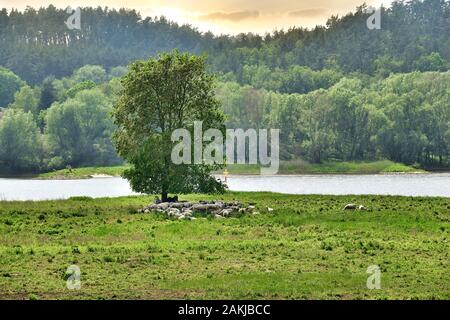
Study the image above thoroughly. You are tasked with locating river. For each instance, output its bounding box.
[0,174,449,201]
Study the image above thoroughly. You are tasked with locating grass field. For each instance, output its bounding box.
[35,160,423,179]
[0,192,448,300]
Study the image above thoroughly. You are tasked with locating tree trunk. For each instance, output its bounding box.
[161,152,170,203]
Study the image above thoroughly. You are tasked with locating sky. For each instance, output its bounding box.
[0,0,393,35]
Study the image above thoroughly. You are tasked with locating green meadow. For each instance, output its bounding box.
[0,192,448,300]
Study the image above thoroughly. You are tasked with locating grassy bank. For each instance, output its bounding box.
[0,192,448,300]
[37,166,129,180]
[35,161,424,179]
[220,160,423,175]
[279,160,423,174]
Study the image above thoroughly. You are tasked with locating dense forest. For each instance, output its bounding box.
[0,0,449,173]
[0,0,449,84]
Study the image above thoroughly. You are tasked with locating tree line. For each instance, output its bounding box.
[0,0,448,85]
[216,72,449,166]
[0,65,123,173]
[0,63,448,173]
[0,0,449,173]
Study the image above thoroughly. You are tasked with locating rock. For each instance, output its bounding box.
[215,202,225,208]
[140,200,257,220]
[214,214,224,219]
[219,209,233,217]
[146,204,158,210]
[169,202,185,209]
[358,205,366,211]
[157,202,169,210]
[267,207,274,212]
[183,202,194,208]
[177,215,186,220]
[344,204,357,210]
[208,203,223,210]
[167,208,181,217]
[183,209,193,216]
[192,204,210,212]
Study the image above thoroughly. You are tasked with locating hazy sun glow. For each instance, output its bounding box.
[0,0,394,35]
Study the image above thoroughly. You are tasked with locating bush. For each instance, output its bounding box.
[0,109,43,173]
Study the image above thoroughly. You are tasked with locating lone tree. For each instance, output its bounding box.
[113,51,226,201]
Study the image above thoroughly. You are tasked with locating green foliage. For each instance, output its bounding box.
[0,66,447,174]
[0,1,449,173]
[9,85,40,117]
[73,65,107,84]
[241,65,343,94]
[0,62,129,173]
[65,81,96,99]
[217,71,450,166]
[113,51,226,200]
[415,52,448,72]
[38,77,57,111]
[45,88,119,168]
[0,1,448,85]
[109,66,128,79]
[0,109,42,173]
[0,67,25,108]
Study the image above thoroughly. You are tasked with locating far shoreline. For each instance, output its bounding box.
[1,160,448,180]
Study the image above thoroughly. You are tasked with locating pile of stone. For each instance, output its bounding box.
[139,200,256,220]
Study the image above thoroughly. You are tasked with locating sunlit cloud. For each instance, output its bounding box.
[199,10,259,22]
[288,8,329,18]
[0,0,396,35]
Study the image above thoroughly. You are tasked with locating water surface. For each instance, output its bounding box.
[0,174,449,201]
[226,174,450,197]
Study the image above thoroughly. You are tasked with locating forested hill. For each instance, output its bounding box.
[0,0,449,85]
